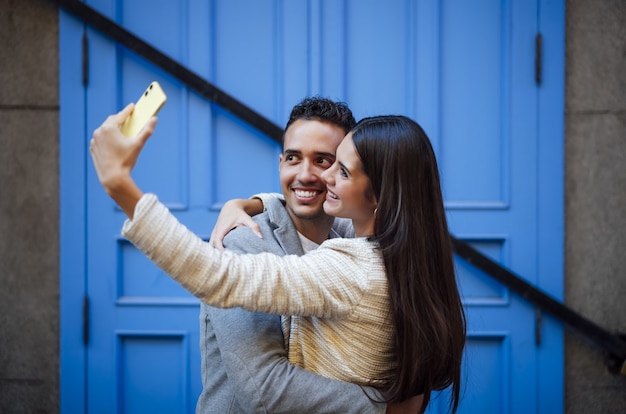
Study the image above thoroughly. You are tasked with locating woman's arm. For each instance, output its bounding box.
[208,193,284,249]
[89,103,155,219]
[91,107,370,317]
[208,198,264,249]
[122,194,371,317]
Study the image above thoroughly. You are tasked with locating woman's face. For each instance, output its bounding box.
[321,133,377,237]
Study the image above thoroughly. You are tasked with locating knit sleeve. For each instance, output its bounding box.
[251,192,283,211]
[122,194,374,318]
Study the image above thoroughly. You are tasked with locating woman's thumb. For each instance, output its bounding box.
[137,116,158,144]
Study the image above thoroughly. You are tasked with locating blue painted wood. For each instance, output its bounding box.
[60,0,565,412]
[59,8,87,414]
[535,0,566,411]
[115,331,191,413]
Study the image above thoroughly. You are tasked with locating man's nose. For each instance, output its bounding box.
[296,161,317,182]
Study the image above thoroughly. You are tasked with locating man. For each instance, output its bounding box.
[196,97,386,413]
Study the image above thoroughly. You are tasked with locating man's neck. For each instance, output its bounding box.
[291,216,335,245]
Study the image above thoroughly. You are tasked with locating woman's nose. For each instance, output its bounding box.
[321,163,335,184]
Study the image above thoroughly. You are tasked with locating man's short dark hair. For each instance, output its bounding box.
[283,97,356,145]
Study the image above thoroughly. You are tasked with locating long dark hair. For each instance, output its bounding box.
[351,115,466,412]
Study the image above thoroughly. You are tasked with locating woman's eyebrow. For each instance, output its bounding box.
[338,161,350,175]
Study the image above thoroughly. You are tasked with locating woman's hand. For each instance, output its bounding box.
[89,103,157,219]
[208,198,263,250]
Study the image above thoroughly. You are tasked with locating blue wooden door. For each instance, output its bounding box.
[60,0,564,412]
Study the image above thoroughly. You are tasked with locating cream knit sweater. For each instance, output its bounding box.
[122,194,396,387]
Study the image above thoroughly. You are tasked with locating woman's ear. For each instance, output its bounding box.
[367,187,378,212]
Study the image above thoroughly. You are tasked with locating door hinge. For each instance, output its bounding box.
[83,294,89,346]
[82,29,89,86]
[535,33,542,86]
[535,306,542,346]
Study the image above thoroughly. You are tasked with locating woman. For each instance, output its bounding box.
[90,105,466,412]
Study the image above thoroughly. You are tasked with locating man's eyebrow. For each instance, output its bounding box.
[283,149,335,158]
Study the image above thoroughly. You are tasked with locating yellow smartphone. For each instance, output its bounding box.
[120,81,167,137]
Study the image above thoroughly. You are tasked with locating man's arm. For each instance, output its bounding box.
[211,225,385,414]
[209,305,385,414]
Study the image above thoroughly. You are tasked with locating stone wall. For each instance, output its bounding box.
[0,0,60,412]
[564,0,626,412]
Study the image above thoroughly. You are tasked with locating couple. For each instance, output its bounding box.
[90,97,466,413]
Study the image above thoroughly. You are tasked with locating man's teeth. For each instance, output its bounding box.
[295,190,317,198]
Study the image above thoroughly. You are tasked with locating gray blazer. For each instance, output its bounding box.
[196,198,383,413]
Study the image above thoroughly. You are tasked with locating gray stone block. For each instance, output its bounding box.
[0,0,59,106]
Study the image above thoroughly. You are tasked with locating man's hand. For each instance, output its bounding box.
[208,198,264,250]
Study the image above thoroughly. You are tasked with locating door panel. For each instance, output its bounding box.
[61,0,564,412]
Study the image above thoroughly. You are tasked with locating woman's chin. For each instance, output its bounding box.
[322,202,336,216]
[323,202,346,219]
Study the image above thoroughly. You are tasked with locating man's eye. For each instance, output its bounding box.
[317,158,333,167]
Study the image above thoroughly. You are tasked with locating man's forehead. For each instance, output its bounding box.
[283,120,344,153]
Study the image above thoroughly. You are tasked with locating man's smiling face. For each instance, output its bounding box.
[279,119,345,225]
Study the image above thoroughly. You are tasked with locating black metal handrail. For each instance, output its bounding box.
[55,0,283,144]
[53,0,626,375]
[452,238,625,374]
